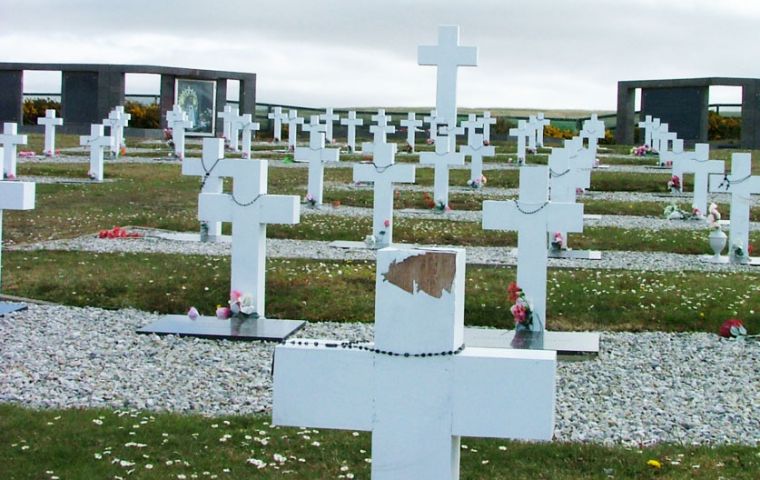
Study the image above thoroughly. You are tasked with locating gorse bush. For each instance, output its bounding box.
[544,124,575,139]
[124,101,161,129]
[23,98,61,125]
[708,111,740,140]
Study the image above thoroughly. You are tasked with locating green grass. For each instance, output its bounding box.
[5,252,759,332]
[1,405,757,480]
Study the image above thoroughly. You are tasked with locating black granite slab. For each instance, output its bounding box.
[137,314,305,342]
[464,328,599,358]
[0,302,28,316]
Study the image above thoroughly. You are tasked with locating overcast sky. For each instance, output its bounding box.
[1,0,758,110]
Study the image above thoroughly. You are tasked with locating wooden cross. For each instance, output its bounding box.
[79,124,112,182]
[267,106,287,142]
[182,138,226,241]
[0,122,27,178]
[672,143,723,215]
[340,111,364,153]
[320,108,340,144]
[166,105,193,159]
[295,116,340,205]
[36,109,63,156]
[399,112,423,152]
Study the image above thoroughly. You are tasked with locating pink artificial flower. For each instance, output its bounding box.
[187,307,199,320]
[383,219,390,228]
[230,290,242,302]
[511,302,528,324]
[216,306,231,319]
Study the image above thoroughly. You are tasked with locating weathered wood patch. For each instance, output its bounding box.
[381,252,456,298]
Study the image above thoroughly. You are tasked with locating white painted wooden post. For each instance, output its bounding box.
[37,109,63,156]
[267,106,286,142]
[320,108,340,144]
[79,125,112,182]
[295,116,340,205]
[400,112,423,151]
[239,114,260,159]
[166,105,194,160]
[286,109,304,151]
[182,138,226,242]
[0,123,27,179]
[340,111,364,153]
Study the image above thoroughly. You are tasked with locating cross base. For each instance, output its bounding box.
[152,231,232,243]
[137,314,305,341]
[0,302,29,316]
[699,255,760,266]
[328,240,414,251]
[464,328,599,357]
[510,247,602,261]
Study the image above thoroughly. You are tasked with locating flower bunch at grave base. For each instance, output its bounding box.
[4,172,16,180]
[435,200,452,212]
[119,145,127,156]
[732,242,748,262]
[467,175,487,189]
[216,290,257,319]
[706,203,721,229]
[630,145,654,156]
[507,281,534,330]
[425,137,435,145]
[667,175,681,191]
[551,232,564,250]
[98,226,141,239]
[378,219,390,236]
[19,151,35,158]
[719,318,747,338]
[483,139,491,146]
[663,203,690,220]
[422,192,436,209]
[163,128,173,142]
[305,193,316,207]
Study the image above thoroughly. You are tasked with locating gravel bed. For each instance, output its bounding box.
[0,304,757,446]
[11,231,760,274]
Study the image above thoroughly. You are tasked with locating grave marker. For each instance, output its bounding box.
[320,108,340,144]
[228,111,247,152]
[166,105,193,160]
[239,114,261,159]
[536,112,550,147]
[286,109,304,152]
[273,246,556,480]
[79,124,112,181]
[267,106,287,142]
[0,123,27,179]
[103,106,130,157]
[637,115,656,148]
[361,110,395,154]
[672,143,723,215]
[459,114,495,184]
[423,109,440,142]
[0,178,35,315]
[37,109,63,156]
[181,138,225,241]
[709,153,760,264]
[353,142,415,248]
[419,126,464,208]
[509,120,530,164]
[340,111,363,153]
[580,114,605,160]
[217,105,237,142]
[139,157,304,340]
[483,166,584,330]
[527,115,538,151]
[295,115,340,205]
[480,111,497,144]
[399,112,423,151]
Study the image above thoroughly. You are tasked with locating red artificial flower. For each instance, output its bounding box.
[507,281,521,303]
[719,318,747,338]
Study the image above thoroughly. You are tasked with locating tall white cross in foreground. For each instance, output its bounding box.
[353,142,415,248]
[638,115,656,148]
[400,112,423,152]
[320,108,340,144]
[340,111,363,153]
[483,166,584,330]
[459,114,495,184]
[0,123,27,179]
[182,138,225,242]
[79,124,112,182]
[418,25,477,131]
[37,109,63,156]
[267,106,287,142]
[709,153,760,263]
[672,144,723,215]
[0,179,35,300]
[273,246,556,480]
[286,109,304,152]
[166,105,193,160]
[197,158,300,316]
[239,114,261,159]
[295,116,340,205]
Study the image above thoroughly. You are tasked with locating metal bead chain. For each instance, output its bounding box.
[199,156,264,207]
[371,162,394,173]
[549,168,570,178]
[513,199,550,215]
[286,339,466,358]
[718,173,753,190]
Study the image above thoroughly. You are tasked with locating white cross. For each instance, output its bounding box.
[483,166,584,329]
[709,153,760,262]
[526,115,538,151]
[658,130,678,156]
[273,246,556,480]
[182,138,225,241]
[509,120,531,164]
[196,158,299,316]
[672,143,723,215]
[562,137,594,190]
[229,111,250,152]
[103,107,130,157]
[239,114,261,159]
[580,114,605,160]
[79,124,112,182]
[480,111,497,143]
[536,112,550,147]
[0,123,27,179]
[362,110,396,155]
[459,115,494,183]
[420,122,464,207]
[660,138,684,167]
[418,25,477,131]
[37,109,63,156]
[295,116,340,205]
[423,109,440,141]
[320,108,340,144]
[0,179,35,290]
[340,111,364,153]
[399,112,423,152]
[637,115,656,148]
[286,109,304,151]
[353,142,415,247]
[547,144,592,249]
[267,106,287,142]
[217,105,237,142]
[166,105,193,160]
[650,121,669,153]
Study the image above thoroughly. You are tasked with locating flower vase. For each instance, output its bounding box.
[708,229,727,260]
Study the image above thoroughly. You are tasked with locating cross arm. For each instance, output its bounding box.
[419,151,465,167]
[181,158,209,176]
[272,342,372,431]
[452,348,556,440]
[353,163,415,184]
[0,181,35,210]
[320,148,340,163]
[198,192,233,223]
[260,195,300,224]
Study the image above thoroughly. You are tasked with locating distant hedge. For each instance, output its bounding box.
[21,99,161,128]
[23,98,61,125]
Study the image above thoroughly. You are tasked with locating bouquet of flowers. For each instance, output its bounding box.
[551,232,564,250]
[667,175,681,191]
[706,203,721,229]
[435,200,451,213]
[467,175,487,189]
[215,290,257,319]
[507,281,534,330]
[630,145,653,157]
[305,193,317,207]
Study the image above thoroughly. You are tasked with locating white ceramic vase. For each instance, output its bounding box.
[708,229,727,260]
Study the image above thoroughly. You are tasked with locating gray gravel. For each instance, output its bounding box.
[1,304,757,446]
[10,229,760,274]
